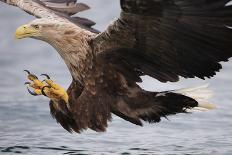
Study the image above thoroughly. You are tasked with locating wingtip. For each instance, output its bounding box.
[76,3,90,12]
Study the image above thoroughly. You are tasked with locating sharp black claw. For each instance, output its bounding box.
[26,87,38,96]
[24,70,31,74]
[24,70,38,79]
[41,74,51,79]
[33,75,39,79]
[24,82,31,85]
[41,86,51,97]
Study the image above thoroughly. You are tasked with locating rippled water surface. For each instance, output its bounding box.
[0,1,232,155]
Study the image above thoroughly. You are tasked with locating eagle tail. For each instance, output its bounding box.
[174,84,216,111]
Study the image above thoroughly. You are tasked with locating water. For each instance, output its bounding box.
[0,1,232,154]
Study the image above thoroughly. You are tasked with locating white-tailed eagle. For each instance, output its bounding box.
[0,0,231,133]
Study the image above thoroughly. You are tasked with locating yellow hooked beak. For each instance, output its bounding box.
[15,24,38,39]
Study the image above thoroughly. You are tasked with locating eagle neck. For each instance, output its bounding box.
[46,28,96,84]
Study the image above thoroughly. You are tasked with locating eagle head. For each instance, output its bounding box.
[15,18,72,41]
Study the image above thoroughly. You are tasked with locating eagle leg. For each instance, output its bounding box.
[40,74,69,104]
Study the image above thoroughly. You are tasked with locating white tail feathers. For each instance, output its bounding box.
[174,84,216,111]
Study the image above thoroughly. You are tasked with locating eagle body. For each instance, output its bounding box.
[1,0,232,133]
[45,26,200,132]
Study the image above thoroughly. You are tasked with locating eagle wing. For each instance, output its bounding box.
[93,0,232,82]
[0,0,98,33]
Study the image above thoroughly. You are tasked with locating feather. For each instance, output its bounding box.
[1,0,98,33]
[43,2,90,15]
[94,0,232,82]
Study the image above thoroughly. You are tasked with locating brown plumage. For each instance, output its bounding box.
[1,0,231,133]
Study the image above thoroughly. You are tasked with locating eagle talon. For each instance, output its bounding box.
[24,70,45,96]
[24,69,38,80]
[41,74,51,79]
[24,82,31,85]
[24,70,30,74]
[26,86,39,96]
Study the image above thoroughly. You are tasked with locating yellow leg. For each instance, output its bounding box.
[24,71,69,104]
[50,89,69,104]
[42,86,69,104]
[41,75,69,104]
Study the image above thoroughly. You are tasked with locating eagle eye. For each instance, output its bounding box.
[32,24,40,30]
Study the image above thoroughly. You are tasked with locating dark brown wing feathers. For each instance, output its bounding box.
[32,0,99,33]
[49,100,80,133]
[112,88,198,125]
[95,0,232,82]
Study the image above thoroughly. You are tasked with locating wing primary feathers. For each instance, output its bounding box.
[94,0,232,82]
[42,2,90,15]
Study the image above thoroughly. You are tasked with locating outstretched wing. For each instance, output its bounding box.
[93,0,232,82]
[0,0,98,33]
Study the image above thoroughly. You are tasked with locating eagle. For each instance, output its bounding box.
[1,0,232,133]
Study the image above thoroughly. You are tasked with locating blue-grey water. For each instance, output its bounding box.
[0,1,232,155]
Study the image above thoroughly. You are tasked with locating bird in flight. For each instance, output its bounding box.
[0,0,231,133]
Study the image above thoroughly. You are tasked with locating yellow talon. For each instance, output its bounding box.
[24,70,46,96]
